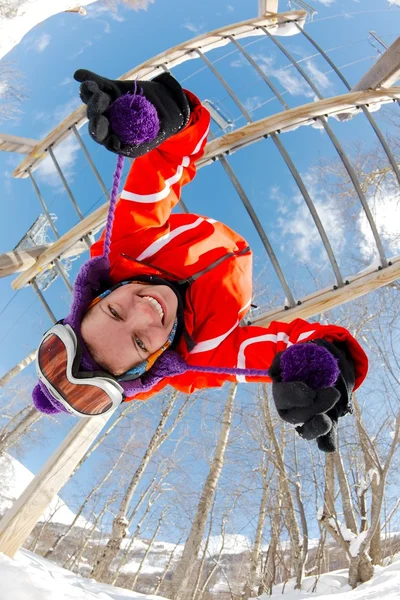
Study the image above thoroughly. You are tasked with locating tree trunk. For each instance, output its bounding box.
[153,538,182,596]
[334,450,358,534]
[242,465,269,599]
[259,494,282,596]
[0,406,41,455]
[353,396,382,564]
[348,553,374,589]
[262,389,303,589]
[91,392,180,582]
[131,511,165,589]
[45,437,130,559]
[171,383,237,600]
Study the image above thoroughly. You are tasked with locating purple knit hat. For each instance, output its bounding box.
[33,90,339,416]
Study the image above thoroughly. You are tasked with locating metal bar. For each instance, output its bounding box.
[261,26,388,267]
[53,259,73,293]
[261,25,323,97]
[297,25,400,189]
[71,126,109,200]
[224,34,343,284]
[31,279,57,323]
[369,31,388,51]
[48,146,84,220]
[195,48,253,123]
[207,115,295,305]
[179,198,189,214]
[28,169,59,239]
[227,35,289,110]
[271,133,345,286]
[320,118,388,266]
[217,152,296,308]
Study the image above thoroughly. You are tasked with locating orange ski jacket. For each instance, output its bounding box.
[90,91,368,401]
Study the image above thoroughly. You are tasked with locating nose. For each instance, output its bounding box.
[131,296,159,327]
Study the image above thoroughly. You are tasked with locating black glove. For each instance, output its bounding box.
[74,69,191,158]
[269,339,355,453]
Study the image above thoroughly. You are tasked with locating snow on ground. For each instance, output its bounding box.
[0,548,167,600]
[253,554,400,600]
[0,453,89,527]
[2,548,400,600]
[0,0,98,61]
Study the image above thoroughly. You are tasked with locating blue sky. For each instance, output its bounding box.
[1,0,400,542]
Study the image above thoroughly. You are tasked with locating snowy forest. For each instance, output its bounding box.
[1,1,400,600]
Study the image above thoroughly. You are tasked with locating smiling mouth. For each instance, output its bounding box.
[141,295,165,324]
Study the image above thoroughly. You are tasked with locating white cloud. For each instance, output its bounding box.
[59,77,72,87]
[53,97,81,124]
[273,172,344,263]
[32,33,51,53]
[358,184,400,261]
[304,59,331,90]
[86,3,125,22]
[183,22,203,33]
[230,58,244,68]
[315,0,336,5]
[36,135,80,187]
[244,96,263,112]
[252,53,315,98]
[70,40,93,59]
[226,4,234,11]
[388,0,400,5]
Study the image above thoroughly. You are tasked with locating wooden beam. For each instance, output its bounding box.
[253,255,400,327]
[0,133,39,155]
[0,413,113,558]
[12,10,306,179]
[198,87,400,165]
[0,240,88,278]
[11,87,400,291]
[352,36,400,91]
[258,0,279,16]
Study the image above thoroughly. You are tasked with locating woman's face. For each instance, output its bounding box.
[81,283,178,376]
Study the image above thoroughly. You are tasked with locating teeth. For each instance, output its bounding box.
[143,296,164,321]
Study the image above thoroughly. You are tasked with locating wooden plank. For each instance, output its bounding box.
[0,133,39,155]
[253,255,400,327]
[198,87,400,165]
[12,10,305,179]
[0,240,88,278]
[12,204,107,289]
[352,36,400,91]
[258,0,279,16]
[0,413,113,558]
[11,87,400,291]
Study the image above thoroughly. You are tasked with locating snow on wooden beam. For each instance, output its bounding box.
[352,36,400,91]
[11,87,400,291]
[12,10,306,179]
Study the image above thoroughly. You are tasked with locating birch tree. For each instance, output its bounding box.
[91,391,190,582]
[262,387,305,590]
[170,383,237,600]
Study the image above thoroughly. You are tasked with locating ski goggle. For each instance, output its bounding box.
[36,324,124,417]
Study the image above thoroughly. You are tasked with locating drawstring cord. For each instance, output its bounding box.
[103,154,124,259]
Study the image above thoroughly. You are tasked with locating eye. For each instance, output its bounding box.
[135,336,148,354]
[109,305,120,320]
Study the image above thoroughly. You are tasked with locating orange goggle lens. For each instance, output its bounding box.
[38,334,113,416]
